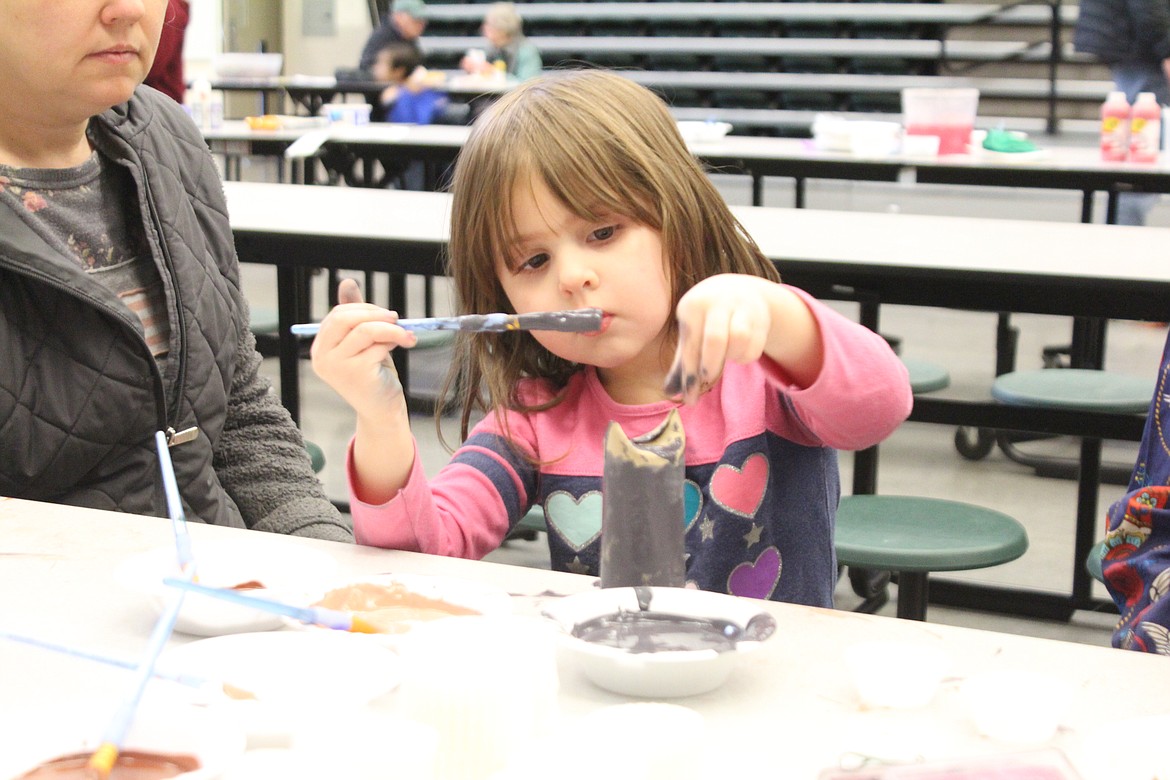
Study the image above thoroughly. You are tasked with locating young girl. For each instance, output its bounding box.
[311,70,912,605]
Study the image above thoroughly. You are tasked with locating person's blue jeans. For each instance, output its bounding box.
[1110,61,1170,225]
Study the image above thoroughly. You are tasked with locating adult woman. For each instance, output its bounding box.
[461,2,542,82]
[0,0,351,541]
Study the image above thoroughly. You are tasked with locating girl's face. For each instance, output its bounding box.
[0,0,166,123]
[495,176,675,392]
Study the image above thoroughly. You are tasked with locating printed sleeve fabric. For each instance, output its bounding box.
[1102,332,1170,655]
[350,287,912,606]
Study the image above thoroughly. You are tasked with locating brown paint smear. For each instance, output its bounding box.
[16,750,199,779]
[313,581,479,634]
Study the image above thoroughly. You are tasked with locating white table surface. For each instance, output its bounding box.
[205,121,1170,193]
[223,180,1170,288]
[1,497,1168,778]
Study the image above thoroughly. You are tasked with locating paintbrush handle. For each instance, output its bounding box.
[291,308,602,337]
[154,431,194,573]
[162,577,361,633]
[89,577,190,777]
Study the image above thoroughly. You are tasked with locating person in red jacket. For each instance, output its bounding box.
[144,0,189,102]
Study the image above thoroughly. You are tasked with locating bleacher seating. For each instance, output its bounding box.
[421,1,1102,137]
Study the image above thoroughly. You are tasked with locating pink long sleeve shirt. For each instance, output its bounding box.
[350,288,913,606]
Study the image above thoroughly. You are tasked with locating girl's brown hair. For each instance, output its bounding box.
[441,69,780,443]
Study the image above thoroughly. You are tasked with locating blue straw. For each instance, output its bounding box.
[154,430,194,573]
[88,570,192,776]
[0,630,214,692]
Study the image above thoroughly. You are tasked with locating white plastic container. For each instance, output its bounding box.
[320,103,372,126]
[901,87,979,155]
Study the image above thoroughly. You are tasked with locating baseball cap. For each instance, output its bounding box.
[392,0,429,20]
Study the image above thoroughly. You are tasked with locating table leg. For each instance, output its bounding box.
[896,572,928,621]
[276,266,303,426]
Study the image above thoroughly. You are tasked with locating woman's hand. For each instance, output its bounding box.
[666,274,823,404]
[309,278,417,426]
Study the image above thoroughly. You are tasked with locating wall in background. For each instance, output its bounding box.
[184,0,371,81]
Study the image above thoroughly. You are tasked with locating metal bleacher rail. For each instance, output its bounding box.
[421,1,1095,136]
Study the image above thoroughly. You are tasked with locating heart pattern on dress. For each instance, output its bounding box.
[684,480,702,531]
[727,546,781,600]
[545,490,602,551]
[710,453,768,518]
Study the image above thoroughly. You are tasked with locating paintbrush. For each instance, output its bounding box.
[154,430,195,575]
[87,572,192,779]
[0,630,256,701]
[290,307,603,337]
[163,577,383,634]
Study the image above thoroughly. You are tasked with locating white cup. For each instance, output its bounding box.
[397,616,559,780]
[844,640,950,709]
[291,710,439,780]
[962,669,1072,744]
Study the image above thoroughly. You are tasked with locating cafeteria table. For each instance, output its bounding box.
[1,496,1167,779]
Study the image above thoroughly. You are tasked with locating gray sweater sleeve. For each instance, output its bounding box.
[214,307,354,543]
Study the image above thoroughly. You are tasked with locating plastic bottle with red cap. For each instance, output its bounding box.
[1099,91,1130,162]
[1128,91,1162,163]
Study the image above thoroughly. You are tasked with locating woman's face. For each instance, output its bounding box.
[482,21,509,49]
[0,0,167,122]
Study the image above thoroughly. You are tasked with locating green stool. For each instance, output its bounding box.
[1086,539,1107,585]
[902,358,950,394]
[304,440,326,474]
[991,368,1150,610]
[836,495,1029,621]
[505,505,548,542]
[846,359,951,608]
[249,307,281,358]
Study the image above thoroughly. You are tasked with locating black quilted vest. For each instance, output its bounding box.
[0,87,248,526]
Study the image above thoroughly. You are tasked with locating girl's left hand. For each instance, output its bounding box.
[666,274,774,404]
[666,274,822,404]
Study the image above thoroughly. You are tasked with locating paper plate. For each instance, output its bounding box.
[296,572,514,636]
[161,631,402,746]
[116,538,340,636]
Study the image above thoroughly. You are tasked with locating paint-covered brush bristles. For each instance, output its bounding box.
[291,307,603,337]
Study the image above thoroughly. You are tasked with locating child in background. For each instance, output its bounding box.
[310,70,912,605]
[370,42,447,125]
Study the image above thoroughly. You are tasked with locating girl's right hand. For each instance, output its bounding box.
[309,278,418,424]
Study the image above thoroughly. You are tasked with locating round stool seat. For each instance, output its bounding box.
[305,440,326,474]
[836,495,1028,573]
[902,359,951,394]
[248,307,280,336]
[991,369,1152,413]
[1086,539,1107,584]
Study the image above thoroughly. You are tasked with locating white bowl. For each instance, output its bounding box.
[212,52,283,79]
[676,120,733,143]
[541,586,776,698]
[844,640,950,709]
[116,538,340,636]
[847,121,903,157]
[0,695,245,780]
